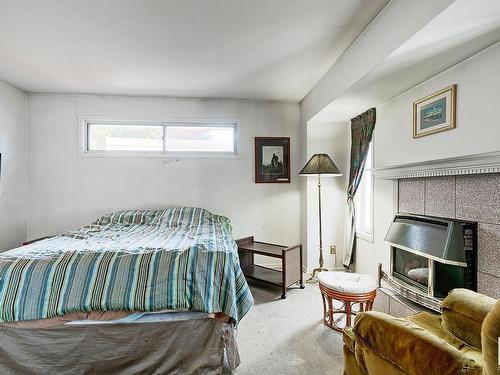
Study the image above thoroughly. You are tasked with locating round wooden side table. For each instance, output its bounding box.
[318,272,377,332]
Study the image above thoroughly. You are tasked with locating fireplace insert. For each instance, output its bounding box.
[384,214,477,305]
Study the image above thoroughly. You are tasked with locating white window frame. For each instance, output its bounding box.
[355,142,374,242]
[78,116,240,159]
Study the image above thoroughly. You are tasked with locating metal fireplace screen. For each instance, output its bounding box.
[385,214,477,302]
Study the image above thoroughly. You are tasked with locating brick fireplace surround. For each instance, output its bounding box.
[398,173,499,300]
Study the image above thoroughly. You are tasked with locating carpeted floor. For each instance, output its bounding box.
[235,278,345,375]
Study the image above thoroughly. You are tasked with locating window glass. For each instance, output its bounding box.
[88,124,163,151]
[165,125,235,153]
[355,143,373,237]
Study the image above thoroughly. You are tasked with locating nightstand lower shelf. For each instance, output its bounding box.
[241,264,283,286]
[236,236,304,299]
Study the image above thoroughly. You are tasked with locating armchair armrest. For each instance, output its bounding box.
[482,301,500,375]
[441,288,496,349]
[353,311,482,375]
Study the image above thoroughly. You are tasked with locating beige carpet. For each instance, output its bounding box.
[235,278,345,375]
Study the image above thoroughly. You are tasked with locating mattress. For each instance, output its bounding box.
[1,309,230,329]
[0,207,253,325]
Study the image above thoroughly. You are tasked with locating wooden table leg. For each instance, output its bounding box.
[328,296,334,327]
[281,251,287,299]
[321,292,326,321]
[345,301,352,327]
[299,245,305,289]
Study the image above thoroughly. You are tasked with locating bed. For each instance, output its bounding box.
[0,207,253,374]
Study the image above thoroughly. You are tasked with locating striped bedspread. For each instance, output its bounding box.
[0,207,253,324]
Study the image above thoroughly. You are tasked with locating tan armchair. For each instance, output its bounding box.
[343,289,499,375]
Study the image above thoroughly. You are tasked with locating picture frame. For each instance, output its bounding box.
[413,84,456,138]
[255,137,290,183]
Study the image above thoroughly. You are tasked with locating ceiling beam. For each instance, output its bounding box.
[300,0,455,123]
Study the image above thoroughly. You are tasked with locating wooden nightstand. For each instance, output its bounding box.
[236,236,304,299]
[22,236,52,246]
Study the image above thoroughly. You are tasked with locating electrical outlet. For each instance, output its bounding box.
[330,245,336,255]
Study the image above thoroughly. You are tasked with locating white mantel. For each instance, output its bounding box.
[373,151,500,180]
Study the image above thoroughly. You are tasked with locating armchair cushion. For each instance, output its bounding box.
[441,289,497,349]
[353,311,483,375]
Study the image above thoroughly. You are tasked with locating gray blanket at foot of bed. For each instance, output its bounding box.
[0,317,239,374]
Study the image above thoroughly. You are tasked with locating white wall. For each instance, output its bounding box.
[355,42,500,276]
[305,121,348,270]
[376,42,500,167]
[353,178,395,276]
[0,81,27,251]
[26,94,301,257]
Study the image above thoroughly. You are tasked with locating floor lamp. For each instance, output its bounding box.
[299,154,342,282]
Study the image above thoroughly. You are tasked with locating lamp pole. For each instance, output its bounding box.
[318,174,324,270]
[299,153,341,283]
[307,173,328,283]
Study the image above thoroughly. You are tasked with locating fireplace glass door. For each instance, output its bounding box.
[392,247,429,292]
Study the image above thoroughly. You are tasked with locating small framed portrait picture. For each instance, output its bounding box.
[413,85,456,138]
[255,137,290,183]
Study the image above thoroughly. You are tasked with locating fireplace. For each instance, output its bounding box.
[380,214,477,311]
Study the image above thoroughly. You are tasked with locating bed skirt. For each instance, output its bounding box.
[0,315,239,374]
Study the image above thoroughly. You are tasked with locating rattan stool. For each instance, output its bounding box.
[318,271,377,332]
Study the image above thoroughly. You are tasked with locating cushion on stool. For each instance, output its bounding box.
[318,272,377,294]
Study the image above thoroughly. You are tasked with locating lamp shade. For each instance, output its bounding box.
[299,153,342,176]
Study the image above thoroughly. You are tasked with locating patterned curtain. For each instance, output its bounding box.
[343,108,376,268]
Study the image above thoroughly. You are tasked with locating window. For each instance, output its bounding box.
[355,142,373,241]
[81,119,238,157]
